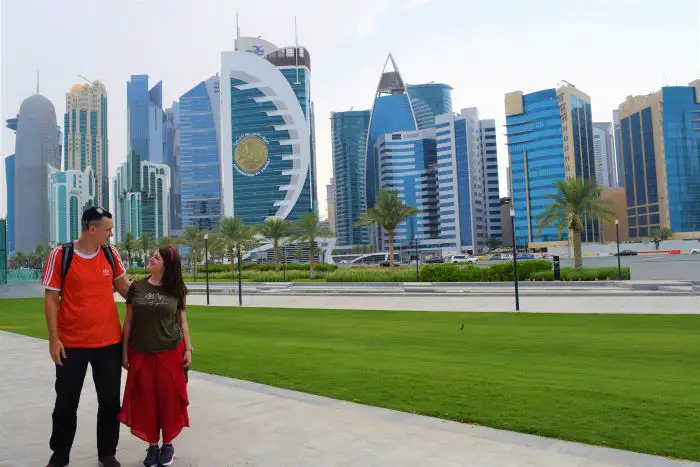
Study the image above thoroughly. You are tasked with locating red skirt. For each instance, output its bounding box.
[118,341,190,444]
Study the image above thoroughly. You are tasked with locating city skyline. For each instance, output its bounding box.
[1,0,698,221]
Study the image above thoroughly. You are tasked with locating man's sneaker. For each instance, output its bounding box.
[98,456,122,467]
[143,445,159,467]
[157,444,175,466]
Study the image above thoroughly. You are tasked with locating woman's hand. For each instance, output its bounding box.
[122,353,129,370]
[183,349,192,368]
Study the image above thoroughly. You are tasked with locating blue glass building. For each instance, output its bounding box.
[5,117,17,256]
[505,84,598,247]
[331,110,371,246]
[127,75,164,164]
[221,40,317,225]
[4,154,14,256]
[613,110,623,187]
[178,76,222,231]
[376,129,439,245]
[407,83,453,130]
[618,80,700,238]
[365,54,418,211]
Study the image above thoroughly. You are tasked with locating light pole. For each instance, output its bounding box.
[510,207,520,311]
[282,245,287,282]
[237,246,243,306]
[414,237,420,282]
[204,234,210,305]
[615,219,621,280]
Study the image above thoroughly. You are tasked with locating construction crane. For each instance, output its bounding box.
[78,74,94,85]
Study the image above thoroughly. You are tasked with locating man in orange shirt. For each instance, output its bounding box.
[42,207,130,467]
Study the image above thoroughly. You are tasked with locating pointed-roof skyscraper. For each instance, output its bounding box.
[365,54,418,210]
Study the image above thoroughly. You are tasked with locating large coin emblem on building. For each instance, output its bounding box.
[234,135,269,176]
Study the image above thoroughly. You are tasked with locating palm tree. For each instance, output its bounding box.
[292,213,333,277]
[220,217,256,280]
[181,226,203,280]
[121,232,137,268]
[207,231,226,264]
[651,227,673,250]
[356,189,419,267]
[158,235,177,248]
[258,218,291,271]
[138,232,153,270]
[537,177,615,270]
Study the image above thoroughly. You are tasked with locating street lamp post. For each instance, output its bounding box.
[510,207,520,311]
[282,245,287,282]
[615,219,621,280]
[204,234,210,305]
[237,246,243,306]
[414,237,420,282]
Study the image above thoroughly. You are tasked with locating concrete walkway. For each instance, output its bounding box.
[1,332,696,467]
[180,294,700,314]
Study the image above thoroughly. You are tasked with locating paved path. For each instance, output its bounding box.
[4,283,700,314]
[1,332,696,467]
[180,294,700,314]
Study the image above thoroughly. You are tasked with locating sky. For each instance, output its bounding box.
[1,0,699,220]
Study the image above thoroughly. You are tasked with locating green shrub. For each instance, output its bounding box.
[326,268,416,282]
[529,267,630,281]
[248,270,316,282]
[421,260,551,282]
[247,263,337,272]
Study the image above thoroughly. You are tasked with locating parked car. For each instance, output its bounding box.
[426,257,445,264]
[447,255,478,264]
[691,248,700,255]
[516,253,535,260]
[615,250,638,256]
[488,254,502,261]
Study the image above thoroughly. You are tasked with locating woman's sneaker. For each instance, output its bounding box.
[143,445,159,467]
[157,444,175,466]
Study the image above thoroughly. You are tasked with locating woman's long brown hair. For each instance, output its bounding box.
[158,245,188,300]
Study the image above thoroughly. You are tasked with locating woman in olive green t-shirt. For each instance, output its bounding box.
[118,246,192,467]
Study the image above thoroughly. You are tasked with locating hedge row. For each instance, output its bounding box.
[529,267,630,281]
[126,263,337,275]
[419,260,552,282]
[127,262,630,283]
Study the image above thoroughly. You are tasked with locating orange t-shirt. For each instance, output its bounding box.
[42,244,126,348]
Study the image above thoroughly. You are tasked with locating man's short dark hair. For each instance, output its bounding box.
[81,206,113,231]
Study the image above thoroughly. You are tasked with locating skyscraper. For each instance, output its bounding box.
[331,109,371,246]
[14,93,61,253]
[163,105,180,233]
[127,75,164,164]
[5,117,17,256]
[592,122,616,188]
[178,75,222,231]
[113,151,171,242]
[326,178,336,234]
[505,83,598,247]
[365,54,418,211]
[48,166,96,244]
[407,83,453,130]
[435,109,489,254]
[221,35,317,225]
[64,81,108,208]
[617,80,700,238]
[612,110,623,187]
[376,129,439,247]
[479,117,502,241]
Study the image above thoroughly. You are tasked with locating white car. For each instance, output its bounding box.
[691,248,700,255]
[447,255,478,264]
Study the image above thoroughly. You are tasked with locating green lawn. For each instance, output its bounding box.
[1,299,698,461]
